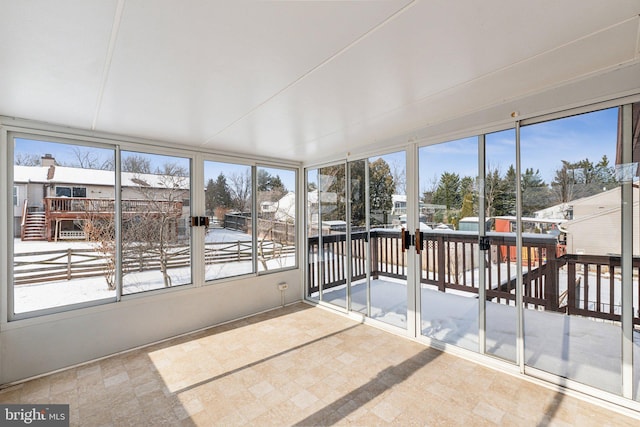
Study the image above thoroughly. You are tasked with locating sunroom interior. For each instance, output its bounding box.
[1,0,640,424]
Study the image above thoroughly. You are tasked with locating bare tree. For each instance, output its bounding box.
[84,211,117,291]
[67,147,113,170]
[122,154,152,173]
[256,187,292,270]
[229,169,251,212]
[14,153,41,166]
[484,163,502,217]
[127,167,187,287]
[391,159,406,195]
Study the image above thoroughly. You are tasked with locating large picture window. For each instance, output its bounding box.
[10,133,296,318]
[120,151,192,295]
[12,138,117,315]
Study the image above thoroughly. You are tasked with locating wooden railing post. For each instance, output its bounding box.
[566,259,576,315]
[370,232,378,280]
[437,235,446,292]
[67,248,72,280]
[544,242,559,312]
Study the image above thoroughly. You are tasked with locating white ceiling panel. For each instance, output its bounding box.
[321,18,640,161]
[0,0,117,128]
[95,0,413,145]
[0,0,638,163]
[208,1,640,160]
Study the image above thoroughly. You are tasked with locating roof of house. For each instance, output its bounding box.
[14,165,188,189]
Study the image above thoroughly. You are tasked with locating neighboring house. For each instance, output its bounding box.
[536,185,640,256]
[391,194,406,216]
[273,192,296,222]
[14,156,188,241]
[306,189,338,225]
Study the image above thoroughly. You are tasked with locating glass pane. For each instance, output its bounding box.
[306,168,320,301]
[369,152,407,328]
[13,138,116,314]
[122,151,191,294]
[349,160,368,316]
[522,108,622,395]
[419,138,479,352]
[204,160,252,280]
[318,164,347,308]
[256,166,296,272]
[629,102,640,401]
[485,129,518,362]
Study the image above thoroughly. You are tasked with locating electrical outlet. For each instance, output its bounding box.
[278,283,288,291]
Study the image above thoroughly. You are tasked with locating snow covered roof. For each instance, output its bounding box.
[14,165,188,189]
[307,190,337,204]
[274,192,296,221]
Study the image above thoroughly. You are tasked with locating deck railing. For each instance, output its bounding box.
[307,229,640,324]
[44,197,183,216]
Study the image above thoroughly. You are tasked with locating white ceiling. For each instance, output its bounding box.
[1,0,639,163]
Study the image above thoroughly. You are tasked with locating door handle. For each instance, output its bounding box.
[401,228,411,252]
[415,229,423,254]
[479,236,490,251]
[401,228,406,252]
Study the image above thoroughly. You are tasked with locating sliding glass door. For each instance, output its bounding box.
[366,152,407,328]
[418,137,480,352]
[306,151,409,329]
[484,129,518,362]
[305,99,640,401]
[521,108,625,394]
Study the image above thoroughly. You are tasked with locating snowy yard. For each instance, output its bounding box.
[12,226,295,314]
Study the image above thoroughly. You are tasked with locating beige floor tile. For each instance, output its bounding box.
[2,303,639,426]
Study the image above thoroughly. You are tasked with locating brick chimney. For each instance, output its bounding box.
[41,154,55,167]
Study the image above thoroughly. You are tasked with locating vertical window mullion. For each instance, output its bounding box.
[115,145,122,302]
[621,103,633,399]
[252,165,258,275]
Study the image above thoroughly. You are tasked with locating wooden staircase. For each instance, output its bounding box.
[22,211,47,241]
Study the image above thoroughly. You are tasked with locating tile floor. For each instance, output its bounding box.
[0,303,638,426]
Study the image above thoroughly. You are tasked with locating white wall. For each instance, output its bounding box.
[0,268,301,384]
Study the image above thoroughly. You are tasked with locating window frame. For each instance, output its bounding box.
[8,132,120,320]
[4,125,300,321]
[255,164,298,275]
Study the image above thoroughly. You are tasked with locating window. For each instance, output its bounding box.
[12,137,117,315]
[9,132,297,318]
[256,166,296,272]
[204,160,253,280]
[121,151,192,295]
[55,186,86,197]
[55,187,71,197]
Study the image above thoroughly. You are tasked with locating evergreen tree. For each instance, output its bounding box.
[460,192,474,219]
[551,156,615,203]
[208,173,232,214]
[521,168,550,216]
[433,172,461,211]
[257,169,286,194]
[369,158,395,219]
[484,167,502,217]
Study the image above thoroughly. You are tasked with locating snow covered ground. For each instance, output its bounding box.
[317,279,640,399]
[13,227,295,314]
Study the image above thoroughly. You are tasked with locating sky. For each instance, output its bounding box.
[419,107,619,193]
